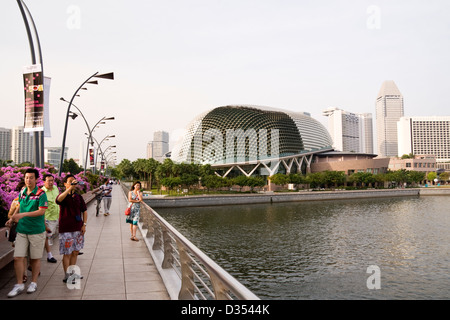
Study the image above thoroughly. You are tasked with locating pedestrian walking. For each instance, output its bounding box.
[6,168,48,298]
[99,178,113,216]
[56,174,87,283]
[126,181,143,241]
[41,174,60,263]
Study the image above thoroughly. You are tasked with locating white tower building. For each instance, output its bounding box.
[322,107,373,154]
[376,81,404,157]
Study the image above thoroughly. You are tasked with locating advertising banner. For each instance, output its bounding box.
[89,147,95,167]
[23,64,44,132]
[44,77,51,137]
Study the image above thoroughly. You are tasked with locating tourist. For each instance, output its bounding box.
[6,168,48,298]
[56,174,87,283]
[41,174,60,263]
[99,178,113,216]
[5,180,27,284]
[126,181,143,241]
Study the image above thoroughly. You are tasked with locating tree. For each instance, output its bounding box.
[233,175,249,192]
[246,176,265,192]
[62,158,83,174]
[145,158,160,189]
[408,171,425,186]
[117,159,134,180]
[427,172,437,184]
[202,175,230,192]
[269,173,290,186]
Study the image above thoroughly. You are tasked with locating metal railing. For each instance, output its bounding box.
[121,184,259,300]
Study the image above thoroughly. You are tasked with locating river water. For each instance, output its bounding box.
[156,195,450,300]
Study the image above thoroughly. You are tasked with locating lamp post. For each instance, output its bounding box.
[60,97,114,175]
[88,135,116,174]
[17,0,45,168]
[58,71,114,176]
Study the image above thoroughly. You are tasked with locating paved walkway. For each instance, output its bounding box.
[0,185,170,300]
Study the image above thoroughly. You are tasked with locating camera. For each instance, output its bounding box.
[71,181,85,185]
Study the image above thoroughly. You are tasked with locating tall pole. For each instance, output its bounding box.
[58,72,99,176]
[17,0,45,168]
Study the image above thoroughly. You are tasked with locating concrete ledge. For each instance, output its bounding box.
[145,189,421,208]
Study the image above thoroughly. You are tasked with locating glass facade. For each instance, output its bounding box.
[172,105,332,165]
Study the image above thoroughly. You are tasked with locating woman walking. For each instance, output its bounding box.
[126,181,143,241]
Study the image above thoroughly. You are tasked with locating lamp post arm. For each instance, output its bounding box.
[59,72,99,176]
[84,116,107,174]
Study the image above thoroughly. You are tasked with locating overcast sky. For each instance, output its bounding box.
[1,0,449,164]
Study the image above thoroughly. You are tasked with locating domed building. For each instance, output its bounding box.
[171,105,333,176]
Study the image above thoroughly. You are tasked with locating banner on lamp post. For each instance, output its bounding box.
[89,147,95,167]
[23,64,44,132]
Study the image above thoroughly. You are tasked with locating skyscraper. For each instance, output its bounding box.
[147,131,169,162]
[375,81,404,157]
[11,126,33,164]
[322,107,374,154]
[398,116,450,161]
[0,127,11,161]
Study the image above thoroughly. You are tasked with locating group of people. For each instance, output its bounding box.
[4,169,144,298]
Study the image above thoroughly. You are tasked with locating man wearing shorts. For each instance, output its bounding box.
[7,168,48,298]
[56,174,87,283]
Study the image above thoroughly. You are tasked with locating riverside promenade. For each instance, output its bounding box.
[0,185,169,300]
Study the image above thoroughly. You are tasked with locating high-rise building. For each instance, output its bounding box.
[11,126,33,165]
[322,107,374,154]
[44,147,68,170]
[147,131,169,162]
[376,81,404,157]
[0,127,12,161]
[398,116,450,161]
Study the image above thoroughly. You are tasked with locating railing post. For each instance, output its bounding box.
[209,271,230,300]
[152,221,162,250]
[178,243,195,300]
[146,209,155,238]
[161,227,173,269]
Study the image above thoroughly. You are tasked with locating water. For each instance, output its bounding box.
[155,196,450,299]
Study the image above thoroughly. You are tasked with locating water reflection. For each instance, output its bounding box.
[156,196,450,299]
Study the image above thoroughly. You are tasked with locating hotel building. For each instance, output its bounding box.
[322,107,373,154]
[398,116,450,170]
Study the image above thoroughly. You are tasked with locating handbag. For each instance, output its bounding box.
[125,203,132,216]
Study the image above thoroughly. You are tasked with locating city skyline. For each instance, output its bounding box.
[1,1,450,163]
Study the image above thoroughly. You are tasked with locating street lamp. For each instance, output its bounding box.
[60,97,114,175]
[17,0,45,168]
[59,71,114,176]
[89,135,116,174]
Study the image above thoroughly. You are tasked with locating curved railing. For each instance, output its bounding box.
[121,184,259,300]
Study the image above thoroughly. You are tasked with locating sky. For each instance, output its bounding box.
[1,0,450,165]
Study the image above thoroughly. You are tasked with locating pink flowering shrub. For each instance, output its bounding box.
[0,165,105,225]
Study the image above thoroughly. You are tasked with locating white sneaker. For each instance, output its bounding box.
[7,284,25,298]
[27,282,37,294]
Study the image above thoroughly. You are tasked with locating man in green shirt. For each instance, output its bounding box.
[6,168,48,298]
[42,174,60,263]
